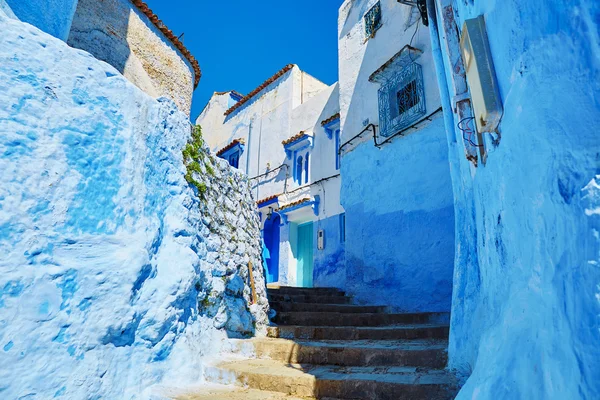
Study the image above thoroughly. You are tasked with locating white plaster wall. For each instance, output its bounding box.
[338,0,442,148]
[197,68,296,194]
[301,71,330,103]
[290,83,344,218]
[195,93,232,149]
[68,0,195,114]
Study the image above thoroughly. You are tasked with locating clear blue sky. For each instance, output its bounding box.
[144,0,344,121]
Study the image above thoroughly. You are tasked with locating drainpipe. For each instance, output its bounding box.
[246,119,253,175]
[426,0,457,144]
[255,104,265,199]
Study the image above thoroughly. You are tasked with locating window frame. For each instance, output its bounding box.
[364,1,382,39]
[378,62,426,137]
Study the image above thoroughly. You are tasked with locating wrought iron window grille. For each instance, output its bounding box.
[364,2,382,39]
[378,62,426,137]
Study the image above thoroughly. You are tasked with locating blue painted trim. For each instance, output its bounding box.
[218,142,245,160]
[258,196,279,208]
[278,196,320,218]
[230,92,243,102]
[323,118,341,140]
[284,134,313,159]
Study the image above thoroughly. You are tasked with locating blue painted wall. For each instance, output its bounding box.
[313,213,346,288]
[430,0,600,398]
[5,0,79,41]
[340,116,455,311]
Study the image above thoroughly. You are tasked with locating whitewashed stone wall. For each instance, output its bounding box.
[191,146,269,335]
[68,0,195,114]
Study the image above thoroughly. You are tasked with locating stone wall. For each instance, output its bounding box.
[188,132,269,336]
[68,0,195,114]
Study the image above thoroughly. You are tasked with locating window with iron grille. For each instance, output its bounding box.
[378,62,426,137]
[364,2,382,39]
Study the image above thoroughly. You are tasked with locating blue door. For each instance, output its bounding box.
[263,215,280,283]
[297,222,314,287]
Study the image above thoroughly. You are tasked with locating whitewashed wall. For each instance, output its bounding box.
[337,0,455,309]
[338,0,441,145]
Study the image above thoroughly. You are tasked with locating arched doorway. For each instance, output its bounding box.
[263,214,280,283]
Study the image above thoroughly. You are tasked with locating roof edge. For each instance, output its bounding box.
[131,0,202,88]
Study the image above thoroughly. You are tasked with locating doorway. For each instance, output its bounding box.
[296,222,314,287]
[264,214,280,283]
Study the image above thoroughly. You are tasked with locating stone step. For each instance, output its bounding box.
[267,286,344,296]
[267,324,450,341]
[206,358,457,400]
[268,294,351,304]
[231,338,448,368]
[272,312,448,327]
[168,384,315,400]
[270,301,386,314]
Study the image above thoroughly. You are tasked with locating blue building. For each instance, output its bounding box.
[337,0,456,312]
[425,0,600,397]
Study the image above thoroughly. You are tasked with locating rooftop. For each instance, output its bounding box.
[224,64,295,116]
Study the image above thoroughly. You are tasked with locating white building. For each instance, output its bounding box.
[196,65,345,288]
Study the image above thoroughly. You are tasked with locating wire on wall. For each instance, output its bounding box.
[457,117,483,148]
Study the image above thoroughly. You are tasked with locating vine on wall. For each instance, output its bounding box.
[182,125,208,199]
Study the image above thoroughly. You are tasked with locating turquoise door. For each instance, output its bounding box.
[297,222,314,287]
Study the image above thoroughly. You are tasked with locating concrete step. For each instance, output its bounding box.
[206,358,457,400]
[231,338,448,368]
[268,294,351,304]
[270,301,386,314]
[168,384,315,400]
[267,324,450,341]
[272,312,448,327]
[267,286,344,296]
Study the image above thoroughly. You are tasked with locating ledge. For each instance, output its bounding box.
[368,45,423,83]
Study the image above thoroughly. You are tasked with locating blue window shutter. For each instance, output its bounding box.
[304,152,309,184]
[296,156,303,184]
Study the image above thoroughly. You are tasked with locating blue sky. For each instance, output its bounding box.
[144,0,344,120]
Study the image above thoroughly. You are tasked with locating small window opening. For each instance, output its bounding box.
[365,2,382,39]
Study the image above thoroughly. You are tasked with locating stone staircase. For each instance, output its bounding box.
[174,286,457,399]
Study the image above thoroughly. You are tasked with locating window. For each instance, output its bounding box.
[339,213,346,243]
[364,2,382,39]
[217,139,245,169]
[228,152,239,169]
[304,152,309,184]
[296,156,303,184]
[378,62,426,137]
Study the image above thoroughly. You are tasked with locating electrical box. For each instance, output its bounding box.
[460,16,503,133]
[317,229,324,250]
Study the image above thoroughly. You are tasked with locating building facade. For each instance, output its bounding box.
[196,65,345,287]
[336,0,455,312]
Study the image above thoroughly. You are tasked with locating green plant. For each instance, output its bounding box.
[183,125,208,199]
